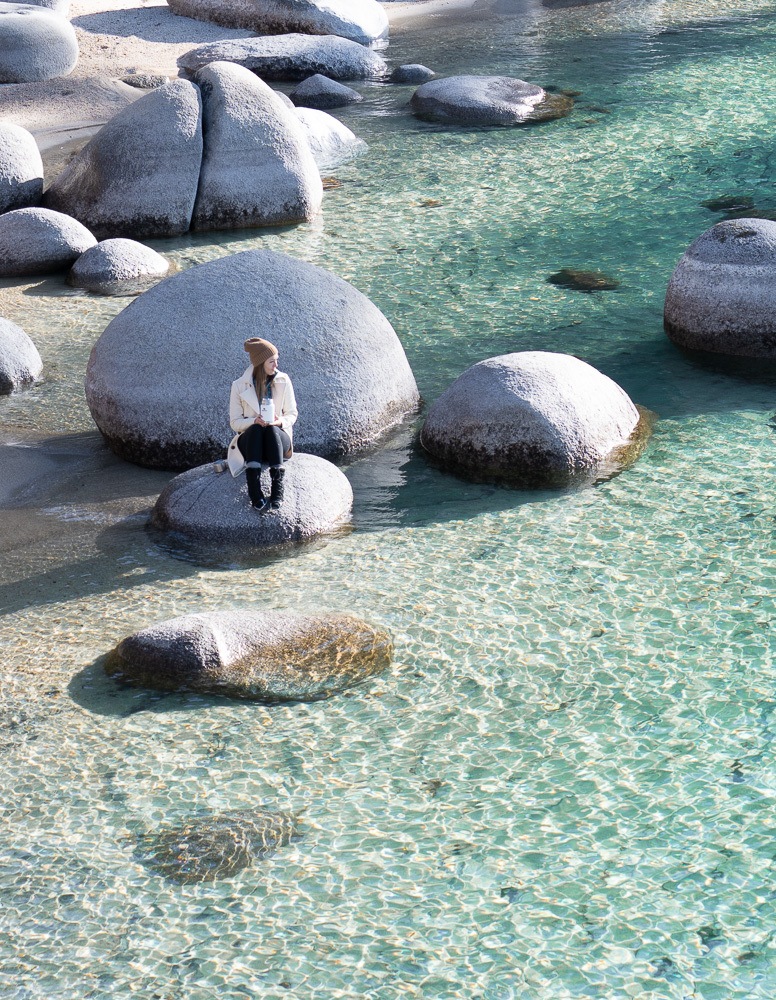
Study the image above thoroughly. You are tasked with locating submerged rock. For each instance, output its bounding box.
[0,123,43,214]
[44,80,203,240]
[168,0,388,46]
[547,268,620,292]
[192,61,322,231]
[178,33,388,81]
[390,64,435,85]
[68,238,170,295]
[0,207,96,276]
[136,808,299,883]
[0,317,42,392]
[107,608,392,700]
[86,248,419,468]
[295,107,366,169]
[410,76,572,126]
[420,351,645,487]
[0,3,78,84]
[701,194,754,213]
[289,74,362,110]
[152,454,353,551]
[664,218,776,357]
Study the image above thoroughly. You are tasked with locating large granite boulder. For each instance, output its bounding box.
[664,219,776,357]
[0,207,96,276]
[0,317,42,392]
[410,75,572,126]
[86,249,420,468]
[152,454,353,549]
[168,0,388,46]
[420,351,644,487]
[289,74,362,110]
[0,3,78,83]
[106,608,392,701]
[179,33,388,81]
[0,124,43,214]
[295,107,366,169]
[68,238,170,295]
[192,61,322,231]
[44,80,203,240]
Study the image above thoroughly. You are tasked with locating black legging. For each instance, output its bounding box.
[238,423,291,468]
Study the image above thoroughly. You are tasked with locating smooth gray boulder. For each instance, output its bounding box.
[289,74,362,109]
[390,64,435,85]
[68,238,170,295]
[664,219,776,357]
[0,123,43,214]
[152,454,353,551]
[106,607,392,701]
[168,0,388,45]
[44,80,203,240]
[411,75,573,126]
[86,249,419,469]
[420,351,644,487]
[0,207,96,276]
[0,317,42,392]
[192,61,322,231]
[0,3,78,83]
[178,33,388,81]
[295,107,366,169]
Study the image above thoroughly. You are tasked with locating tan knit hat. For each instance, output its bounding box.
[244,337,278,368]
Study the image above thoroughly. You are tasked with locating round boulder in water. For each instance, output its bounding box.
[68,238,170,295]
[0,3,78,83]
[420,351,645,487]
[390,64,435,85]
[0,317,42,392]
[0,207,96,276]
[410,75,572,126]
[295,107,366,170]
[106,608,392,701]
[664,218,776,357]
[152,454,353,551]
[86,248,419,468]
[289,74,362,110]
[0,123,43,214]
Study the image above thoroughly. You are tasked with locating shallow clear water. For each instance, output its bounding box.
[2,1,776,997]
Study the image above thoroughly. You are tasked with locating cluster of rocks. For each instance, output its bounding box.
[0,0,77,84]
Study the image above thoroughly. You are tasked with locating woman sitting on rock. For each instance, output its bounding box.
[228,338,297,512]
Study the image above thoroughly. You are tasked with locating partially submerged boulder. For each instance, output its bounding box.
[289,74,362,109]
[192,61,322,231]
[410,75,572,126]
[178,33,388,81]
[86,248,420,468]
[68,238,170,295]
[420,351,645,487]
[0,3,78,84]
[390,64,434,85]
[152,454,353,549]
[168,0,388,46]
[0,207,96,276]
[664,219,776,357]
[0,123,43,214]
[44,79,203,239]
[295,107,366,169]
[547,268,620,292]
[106,608,392,701]
[0,317,42,392]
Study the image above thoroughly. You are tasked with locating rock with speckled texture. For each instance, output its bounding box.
[410,75,572,126]
[0,3,78,83]
[295,106,366,169]
[107,605,391,700]
[390,64,434,85]
[68,238,170,294]
[0,207,96,276]
[192,61,322,231]
[178,33,388,81]
[289,74,362,109]
[44,79,203,239]
[421,351,644,487]
[0,317,42,392]
[664,218,776,357]
[85,248,419,469]
[0,123,43,213]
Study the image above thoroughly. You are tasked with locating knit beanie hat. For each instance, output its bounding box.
[244,337,278,368]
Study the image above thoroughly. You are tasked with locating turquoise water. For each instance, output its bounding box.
[2,1,776,996]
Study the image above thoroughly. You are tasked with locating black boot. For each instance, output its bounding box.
[269,466,285,509]
[246,468,268,511]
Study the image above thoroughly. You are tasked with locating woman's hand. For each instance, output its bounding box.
[254,416,267,426]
